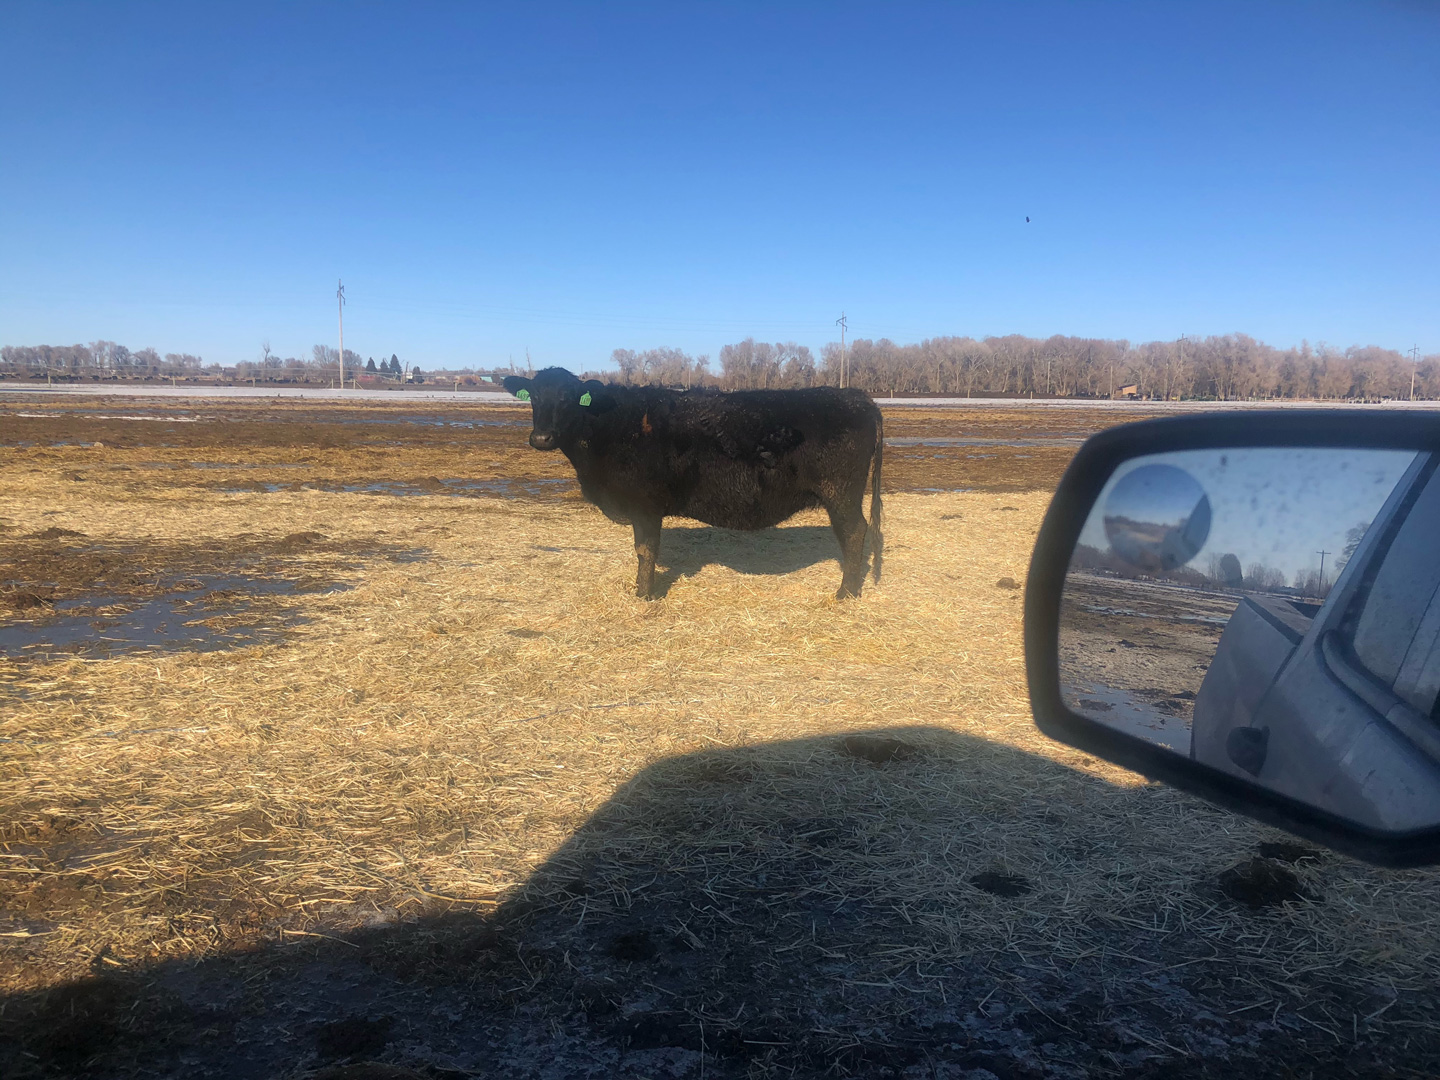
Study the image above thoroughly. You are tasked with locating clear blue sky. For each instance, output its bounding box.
[2,2,1436,370]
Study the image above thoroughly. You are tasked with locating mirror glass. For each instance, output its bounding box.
[1060,447,1440,832]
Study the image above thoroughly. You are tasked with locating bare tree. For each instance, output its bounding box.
[1243,563,1287,591]
[2,329,1427,397]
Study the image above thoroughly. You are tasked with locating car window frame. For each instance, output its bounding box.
[1341,460,1440,719]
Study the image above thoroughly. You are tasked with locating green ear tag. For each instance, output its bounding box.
[516,388,530,401]
[579,391,592,406]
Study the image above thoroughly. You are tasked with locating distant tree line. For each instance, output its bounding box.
[609,334,1440,400]
[0,341,205,377]
[605,341,818,390]
[1072,518,1369,598]
[608,347,711,388]
[6,331,1437,399]
[0,341,422,383]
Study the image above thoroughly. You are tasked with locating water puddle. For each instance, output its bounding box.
[1064,680,1193,754]
[15,411,206,422]
[1072,603,1231,628]
[95,414,202,423]
[189,462,309,470]
[0,575,346,659]
[886,436,1085,448]
[332,477,573,497]
[220,477,574,498]
[321,415,525,429]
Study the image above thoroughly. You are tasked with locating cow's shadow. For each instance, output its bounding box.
[651,524,845,597]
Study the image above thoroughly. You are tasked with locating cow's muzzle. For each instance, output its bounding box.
[529,431,558,451]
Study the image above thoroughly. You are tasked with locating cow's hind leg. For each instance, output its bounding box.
[825,500,870,599]
[632,515,662,599]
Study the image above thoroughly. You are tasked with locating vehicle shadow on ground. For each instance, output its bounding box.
[651,525,847,597]
[1,727,1431,1080]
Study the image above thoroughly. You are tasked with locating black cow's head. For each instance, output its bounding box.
[503,367,612,451]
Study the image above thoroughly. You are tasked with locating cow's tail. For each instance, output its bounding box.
[869,413,884,583]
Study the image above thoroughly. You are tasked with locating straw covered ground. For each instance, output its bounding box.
[1,397,1438,1079]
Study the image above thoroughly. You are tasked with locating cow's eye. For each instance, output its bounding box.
[579,392,592,407]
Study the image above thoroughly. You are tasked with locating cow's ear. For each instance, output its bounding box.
[502,376,532,401]
[581,380,617,413]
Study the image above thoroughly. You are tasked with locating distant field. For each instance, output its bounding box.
[2,397,1438,1078]
[0,396,1157,498]
[8,380,1440,409]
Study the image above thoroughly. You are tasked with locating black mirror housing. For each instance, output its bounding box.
[1025,409,1440,867]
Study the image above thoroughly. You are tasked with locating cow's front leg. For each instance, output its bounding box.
[632,515,662,599]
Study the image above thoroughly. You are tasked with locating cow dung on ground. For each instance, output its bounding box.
[277,531,327,551]
[1218,858,1306,908]
[970,871,1033,898]
[841,734,919,764]
[606,930,659,962]
[996,576,1020,589]
[312,1064,427,1080]
[312,1014,393,1060]
[1258,841,1322,864]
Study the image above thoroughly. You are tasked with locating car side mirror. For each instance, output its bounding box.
[1025,411,1440,867]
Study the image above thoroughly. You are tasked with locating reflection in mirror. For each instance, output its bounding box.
[1060,448,1440,832]
[1103,463,1211,573]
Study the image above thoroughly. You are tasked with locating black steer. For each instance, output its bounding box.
[504,368,884,599]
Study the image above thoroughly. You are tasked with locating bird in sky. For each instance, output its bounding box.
[1025,216,1031,223]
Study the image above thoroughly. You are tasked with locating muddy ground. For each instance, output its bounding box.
[0,398,1129,501]
[2,395,1438,1080]
[1058,575,1240,754]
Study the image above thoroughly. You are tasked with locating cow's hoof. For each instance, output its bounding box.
[834,586,861,601]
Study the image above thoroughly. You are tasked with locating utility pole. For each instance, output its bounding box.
[1410,345,1420,402]
[836,312,848,389]
[1316,549,1331,595]
[1176,335,1186,402]
[337,280,346,390]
